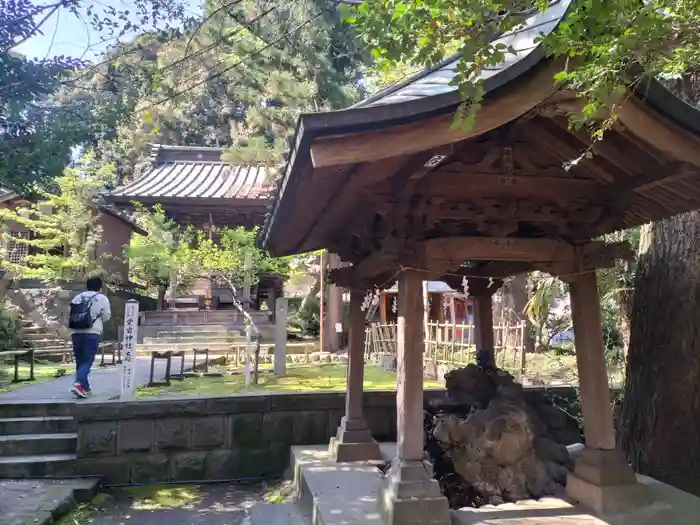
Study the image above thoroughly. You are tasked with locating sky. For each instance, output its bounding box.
[16,0,203,62]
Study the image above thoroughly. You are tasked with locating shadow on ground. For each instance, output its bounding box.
[61,482,273,525]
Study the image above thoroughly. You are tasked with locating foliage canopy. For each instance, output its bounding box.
[349,0,700,126]
[0,151,116,284]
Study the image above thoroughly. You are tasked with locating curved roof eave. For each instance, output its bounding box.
[261,2,571,249]
[260,0,700,250]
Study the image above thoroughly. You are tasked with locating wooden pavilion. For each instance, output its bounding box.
[377,280,472,325]
[260,1,700,523]
[104,144,284,310]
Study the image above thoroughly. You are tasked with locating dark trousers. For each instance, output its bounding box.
[71,333,100,389]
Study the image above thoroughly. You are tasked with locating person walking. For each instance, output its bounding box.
[68,276,111,398]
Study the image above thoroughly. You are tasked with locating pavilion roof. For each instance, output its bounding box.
[350,0,568,109]
[259,0,700,287]
[107,145,272,203]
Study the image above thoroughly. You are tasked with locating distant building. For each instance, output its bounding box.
[104,144,284,312]
[0,187,145,285]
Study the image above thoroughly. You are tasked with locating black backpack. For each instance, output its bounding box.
[68,293,102,330]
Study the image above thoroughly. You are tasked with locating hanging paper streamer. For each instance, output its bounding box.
[488,277,494,289]
[360,290,373,312]
[442,295,450,318]
[360,287,381,312]
[461,276,470,296]
[392,296,398,313]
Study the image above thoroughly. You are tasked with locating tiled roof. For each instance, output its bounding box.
[352,0,569,108]
[0,187,19,203]
[109,145,272,201]
[259,0,572,248]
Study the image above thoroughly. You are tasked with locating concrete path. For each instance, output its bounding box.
[0,356,195,402]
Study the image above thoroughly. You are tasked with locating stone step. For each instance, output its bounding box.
[21,328,48,336]
[248,503,309,525]
[0,433,77,456]
[25,339,68,348]
[0,401,74,419]
[136,342,244,352]
[143,335,249,344]
[155,325,244,334]
[0,416,76,435]
[2,478,101,525]
[0,454,77,478]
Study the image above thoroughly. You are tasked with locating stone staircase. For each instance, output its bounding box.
[20,319,69,353]
[0,402,78,478]
[136,325,250,355]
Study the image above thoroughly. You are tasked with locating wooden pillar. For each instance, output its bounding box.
[378,269,450,525]
[379,293,388,324]
[267,287,277,322]
[397,270,425,462]
[473,292,496,369]
[319,252,326,352]
[565,271,650,515]
[325,253,343,351]
[330,290,380,462]
[569,271,616,449]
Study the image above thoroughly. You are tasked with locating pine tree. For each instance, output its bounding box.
[61,0,370,174]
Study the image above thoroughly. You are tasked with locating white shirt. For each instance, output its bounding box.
[70,291,112,335]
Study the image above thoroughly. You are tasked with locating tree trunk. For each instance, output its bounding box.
[253,342,260,385]
[220,276,262,383]
[619,214,700,495]
[509,274,535,353]
[617,286,634,358]
[300,274,320,311]
[0,274,14,301]
[156,285,166,311]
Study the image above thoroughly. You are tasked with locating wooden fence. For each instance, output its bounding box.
[365,321,527,377]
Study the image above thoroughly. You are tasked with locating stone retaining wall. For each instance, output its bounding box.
[72,387,582,485]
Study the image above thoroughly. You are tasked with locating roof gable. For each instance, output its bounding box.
[108,144,272,201]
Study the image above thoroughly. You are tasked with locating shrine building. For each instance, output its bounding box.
[259,0,700,523]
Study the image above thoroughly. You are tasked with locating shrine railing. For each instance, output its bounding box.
[365,321,527,377]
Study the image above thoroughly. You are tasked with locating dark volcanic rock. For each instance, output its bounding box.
[425,364,576,508]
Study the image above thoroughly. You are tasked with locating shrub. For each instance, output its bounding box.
[0,303,21,351]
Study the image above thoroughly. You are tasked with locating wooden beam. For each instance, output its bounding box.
[546,116,645,178]
[616,97,700,168]
[422,236,632,268]
[422,171,602,202]
[608,162,700,200]
[309,60,564,168]
[446,261,536,280]
[330,238,632,288]
[427,197,605,224]
[526,118,616,184]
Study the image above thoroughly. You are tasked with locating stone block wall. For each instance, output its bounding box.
[72,387,582,485]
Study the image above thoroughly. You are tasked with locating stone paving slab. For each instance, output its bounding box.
[291,445,385,525]
[86,484,264,525]
[0,356,194,402]
[0,478,98,525]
